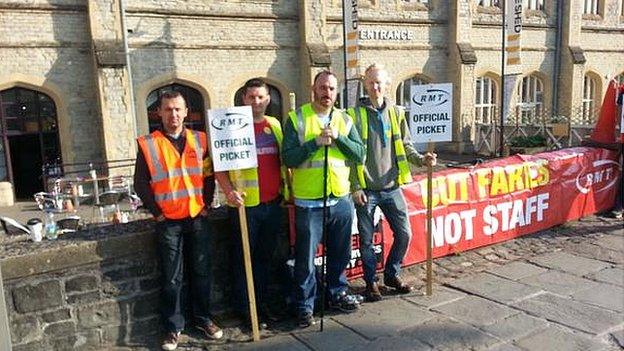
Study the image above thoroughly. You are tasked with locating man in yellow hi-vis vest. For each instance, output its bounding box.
[283,71,365,328]
[215,78,289,328]
[348,64,436,302]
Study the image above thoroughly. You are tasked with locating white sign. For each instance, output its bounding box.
[409,83,453,143]
[505,0,522,71]
[208,106,257,172]
[359,29,414,41]
[343,0,359,79]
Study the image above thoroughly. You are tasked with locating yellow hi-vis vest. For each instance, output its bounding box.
[289,103,353,199]
[228,116,289,206]
[347,105,413,189]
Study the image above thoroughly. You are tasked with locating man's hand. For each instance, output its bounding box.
[226,190,245,207]
[322,126,338,140]
[155,214,166,222]
[315,135,333,146]
[352,190,367,206]
[423,152,437,167]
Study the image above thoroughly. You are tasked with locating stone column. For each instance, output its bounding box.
[558,0,585,118]
[86,0,137,173]
[447,0,477,153]
[298,0,331,105]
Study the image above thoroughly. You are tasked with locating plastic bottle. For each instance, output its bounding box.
[44,212,58,240]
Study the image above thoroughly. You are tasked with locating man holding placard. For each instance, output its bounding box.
[283,71,365,328]
[133,91,223,351]
[348,64,436,302]
[215,78,289,328]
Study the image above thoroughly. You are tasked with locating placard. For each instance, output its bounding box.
[409,83,453,143]
[208,106,257,172]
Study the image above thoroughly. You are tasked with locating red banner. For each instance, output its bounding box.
[289,147,620,279]
[382,147,621,268]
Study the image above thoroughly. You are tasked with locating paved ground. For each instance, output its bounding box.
[112,214,623,351]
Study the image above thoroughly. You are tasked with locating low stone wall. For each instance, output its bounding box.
[1,209,244,350]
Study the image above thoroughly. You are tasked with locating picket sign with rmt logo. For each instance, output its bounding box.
[408,82,453,296]
[208,105,257,172]
[207,105,261,341]
[409,83,453,144]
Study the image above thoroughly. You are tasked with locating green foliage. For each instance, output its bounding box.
[509,134,547,147]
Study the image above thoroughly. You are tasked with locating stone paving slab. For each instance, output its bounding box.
[485,261,548,281]
[342,335,433,351]
[330,297,435,340]
[528,251,612,276]
[518,270,600,296]
[446,272,542,304]
[514,326,609,351]
[400,316,499,351]
[432,296,518,327]
[291,318,367,351]
[479,312,548,342]
[485,343,524,351]
[592,234,624,252]
[513,293,622,335]
[571,283,624,312]
[610,329,624,348]
[565,241,624,265]
[404,286,467,309]
[586,267,624,287]
[228,334,309,351]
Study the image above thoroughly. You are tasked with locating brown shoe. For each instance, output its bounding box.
[196,321,223,340]
[365,282,382,302]
[384,276,413,294]
[161,331,180,351]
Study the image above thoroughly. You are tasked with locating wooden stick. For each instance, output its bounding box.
[238,205,260,341]
[426,141,434,296]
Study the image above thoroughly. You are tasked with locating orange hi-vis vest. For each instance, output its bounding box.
[137,129,207,219]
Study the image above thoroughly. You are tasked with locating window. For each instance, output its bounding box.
[476,0,500,7]
[516,74,544,123]
[146,84,206,133]
[582,75,598,123]
[525,0,544,10]
[396,75,430,107]
[584,0,600,15]
[475,77,498,124]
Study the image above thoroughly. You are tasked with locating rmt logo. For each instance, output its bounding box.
[575,159,621,194]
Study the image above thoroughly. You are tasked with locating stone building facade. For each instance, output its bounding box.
[0,0,623,197]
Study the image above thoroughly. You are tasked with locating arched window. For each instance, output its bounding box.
[396,75,431,107]
[516,74,544,123]
[475,76,498,124]
[146,84,206,133]
[0,87,62,198]
[582,75,598,123]
[234,82,283,120]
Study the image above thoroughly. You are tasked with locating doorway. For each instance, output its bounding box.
[0,87,62,199]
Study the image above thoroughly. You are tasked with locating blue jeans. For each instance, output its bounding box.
[156,215,213,333]
[229,200,284,314]
[355,187,412,284]
[293,196,353,315]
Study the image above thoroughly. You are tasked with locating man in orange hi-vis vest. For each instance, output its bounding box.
[133,91,223,351]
